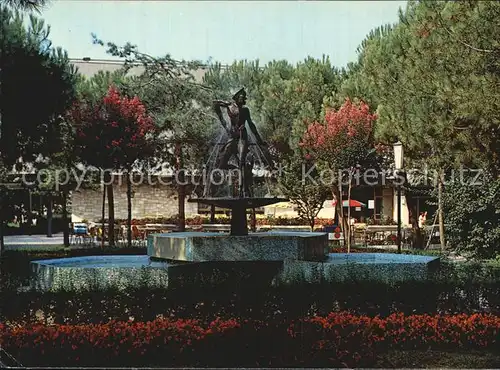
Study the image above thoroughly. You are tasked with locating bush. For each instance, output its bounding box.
[2,270,500,328]
[443,173,500,259]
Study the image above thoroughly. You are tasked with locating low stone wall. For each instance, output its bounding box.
[71,183,198,222]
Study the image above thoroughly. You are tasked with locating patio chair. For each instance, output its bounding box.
[72,223,89,245]
[87,226,98,246]
[131,225,146,246]
[116,226,127,246]
[69,223,76,245]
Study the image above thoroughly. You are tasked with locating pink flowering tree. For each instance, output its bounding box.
[71,86,156,247]
[300,98,377,251]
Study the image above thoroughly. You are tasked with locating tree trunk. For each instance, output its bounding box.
[178,182,186,232]
[126,171,132,248]
[0,218,4,256]
[0,192,4,256]
[210,205,216,224]
[332,187,340,225]
[251,208,257,232]
[176,143,186,232]
[405,188,423,249]
[39,194,43,217]
[332,185,347,247]
[340,186,348,248]
[438,172,446,250]
[347,171,352,253]
[62,190,70,247]
[27,190,33,235]
[101,176,106,249]
[309,215,315,232]
[105,172,115,247]
[46,193,53,237]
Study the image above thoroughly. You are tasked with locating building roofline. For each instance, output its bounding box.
[69,57,229,70]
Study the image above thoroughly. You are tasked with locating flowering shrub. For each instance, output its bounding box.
[70,86,156,171]
[122,216,232,225]
[288,312,500,366]
[1,312,499,367]
[0,317,240,367]
[109,216,336,227]
[300,98,377,165]
[330,247,372,253]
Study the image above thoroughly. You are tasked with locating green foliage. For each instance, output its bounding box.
[1,0,49,13]
[343,1,500,174]
[442,173,500,259]
[436,260,500,285]
[0,6,77,167]
[337,24,393,109]
[0,7,77,249]
[76,69,129,102]
[259,57,340,151]
[279,154,329,228]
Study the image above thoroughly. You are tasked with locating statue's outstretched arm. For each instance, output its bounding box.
[213,100,230,131]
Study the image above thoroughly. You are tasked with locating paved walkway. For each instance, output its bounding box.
[3,233,66,250]
[3,234,119,249]
[4,233,65,245]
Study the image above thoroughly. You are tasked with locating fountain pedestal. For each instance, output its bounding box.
[145,197,329,262]
[148,231,328,262]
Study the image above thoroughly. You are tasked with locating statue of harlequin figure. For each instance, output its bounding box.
[213,88,270,197]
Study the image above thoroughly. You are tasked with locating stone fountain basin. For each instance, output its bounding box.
[30,255,172,292]
[29,252,440,292]
[147,231,328,262]
[325,253,440,264]
[278,253,440,284]
[29,255,283,292]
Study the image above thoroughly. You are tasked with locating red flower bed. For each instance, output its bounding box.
[1,313,499,367]
[330,247,368,253]
[0,317,241,367]
[288,312,500,365]
[120,216,232,226]
[111,217,337,227]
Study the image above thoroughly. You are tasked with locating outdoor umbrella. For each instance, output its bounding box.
[273,202,294,208]
[332,200,366,208]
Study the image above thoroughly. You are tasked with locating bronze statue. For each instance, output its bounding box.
[213,88,269,197]
[189,89,287,235]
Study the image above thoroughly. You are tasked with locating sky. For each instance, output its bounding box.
[39,0,407,67]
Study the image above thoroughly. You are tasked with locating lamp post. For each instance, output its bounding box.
[393,141,404,254]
